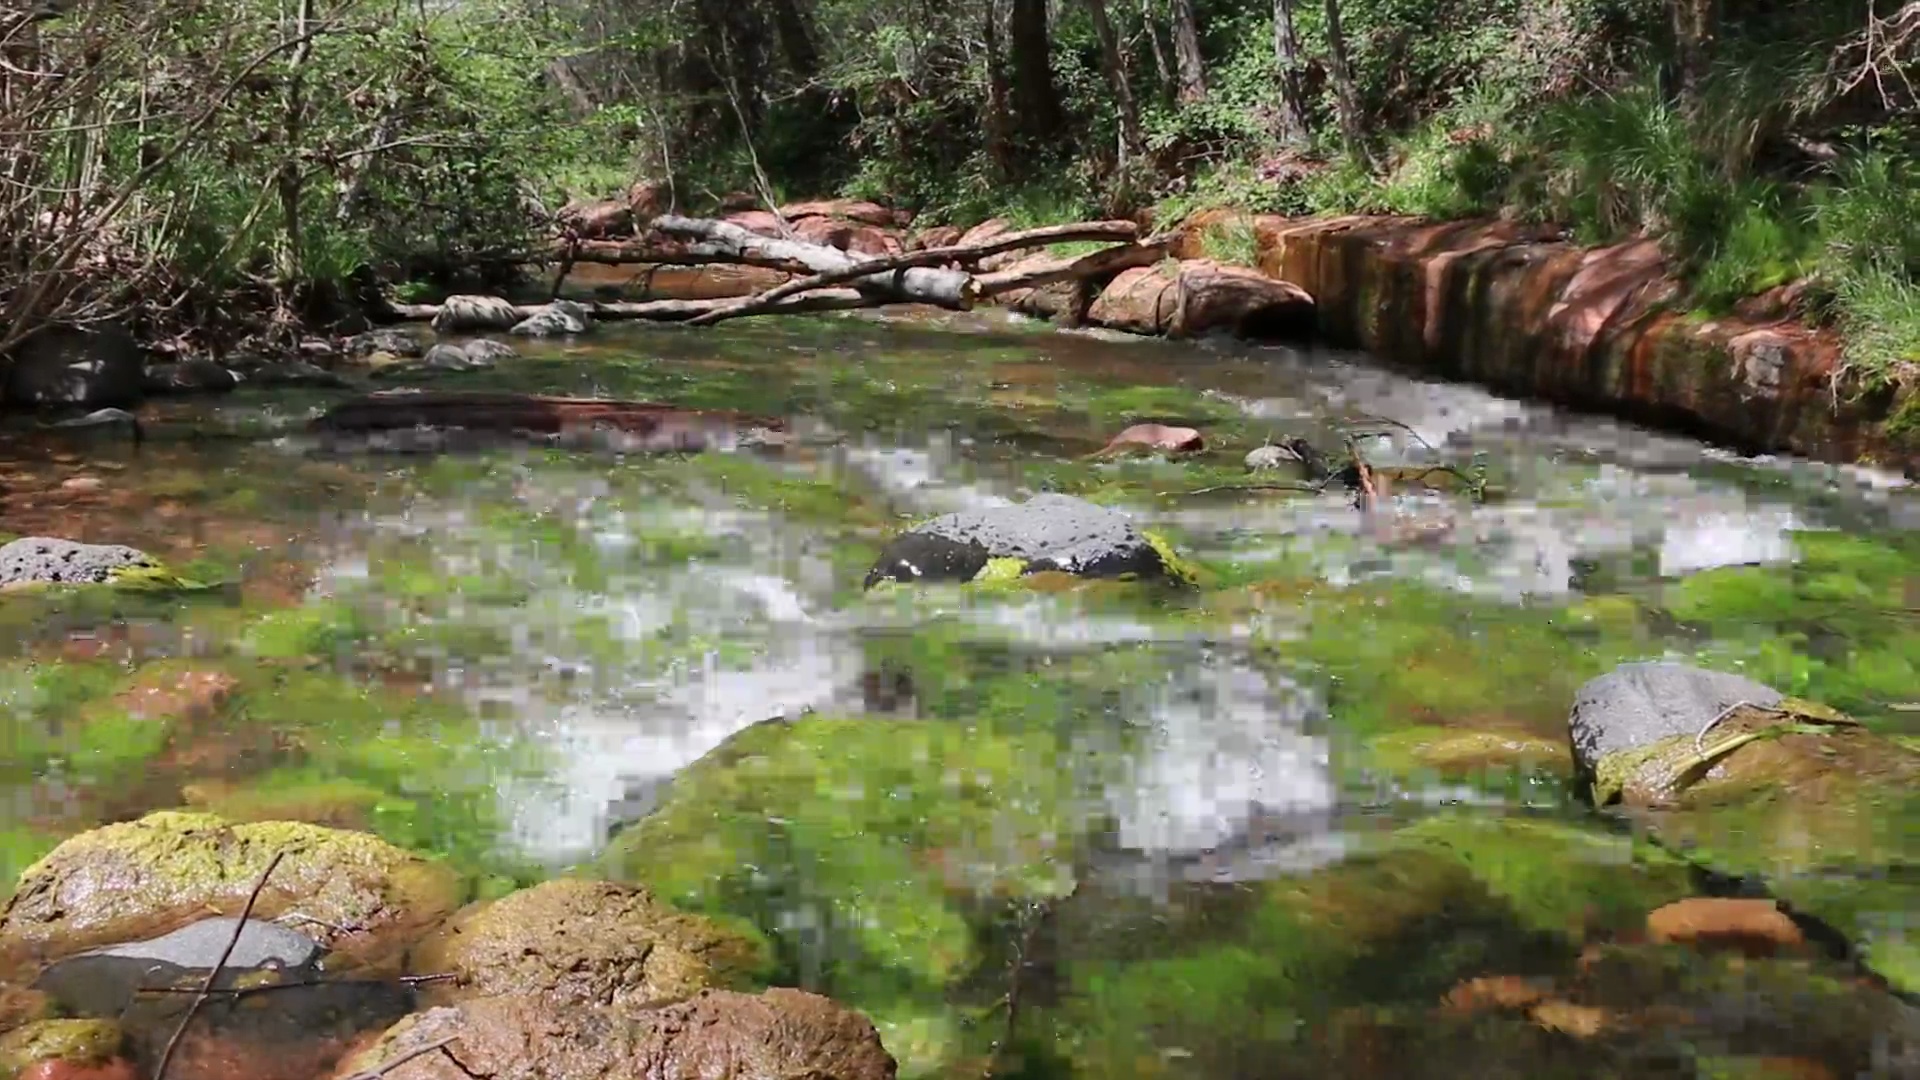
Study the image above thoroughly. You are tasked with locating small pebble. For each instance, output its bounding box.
[59,477,104,493]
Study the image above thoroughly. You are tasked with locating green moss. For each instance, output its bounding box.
[1,811,465,955]
[1140,528,1204,587]
[971,556,1029,584]
[240,602,366,660]
[0,1018,123,1077]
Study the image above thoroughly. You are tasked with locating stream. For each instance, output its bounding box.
[3,308,1919,1078]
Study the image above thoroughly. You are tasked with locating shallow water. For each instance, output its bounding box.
[4,308,1920,1077]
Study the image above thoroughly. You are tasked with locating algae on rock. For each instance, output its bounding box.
[0,811,463,961]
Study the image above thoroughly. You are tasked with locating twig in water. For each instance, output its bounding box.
[1347,436,1378,513]
[1341,413,1434,452]
[1159,481,1326,497]
[153,850,286,1080]
[337,1036,464,1080]
[1693,699,1760,753]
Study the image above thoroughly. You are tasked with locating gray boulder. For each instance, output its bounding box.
[4,323,145,409]
[0,537,155,588]
[864,493,1169,588]
[510,299,592,338]
[1567,661,1783,778]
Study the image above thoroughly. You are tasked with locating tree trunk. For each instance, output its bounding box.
[1169,0,1207,103]
[1082,0,1145,166]
[767,0,821,78]
[1009,0,1062,142]
[1271,0,1310,144]
[1137,0,1176,100]
[984,0,1015,177]
[276,0,317,295]
[1666,0,1719,100]
[1321,0,1369,166]
[652,214,980,307]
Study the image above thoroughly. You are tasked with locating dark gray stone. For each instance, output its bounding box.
[864,493,1165,588]
[344,328,425,359]
[145,358,240,395]
[1568,661,1783,777]
[0,536,154,588]
[244,360,352,389]
[4,323,145,409]
[509,299,592,338]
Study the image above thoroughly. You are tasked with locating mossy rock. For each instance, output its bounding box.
[600,713,1078,1047]
[409,877,771,1009]
[1360,725,1566,780]
[0,1018,123,1078]
[1590,697,1920,993]
[0,811,463,963]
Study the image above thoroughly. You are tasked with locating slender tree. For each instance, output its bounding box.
[1271,0,1309,143]
[1169,0,1207,102]
[1083,0,1145,165]
[1322,0,1370,165]
[1009,0,1062,141]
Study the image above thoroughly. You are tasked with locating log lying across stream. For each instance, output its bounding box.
[384,217,1170,329]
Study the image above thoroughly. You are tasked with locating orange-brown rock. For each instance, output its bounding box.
[628,180,669,223]
[1527,999,1612,1038]
[1169,207,1258,260]
[333,989,897,1080]
[907,225,964,251]
[720,210,783,237]
[558,199,634,240]
[634,265,791,301]
[1441,975,1553,1014]
[955,218,1021,271]
[1248,213,1915,473]
[19,1060,139,1080]
[991,253,1086,321]
[1088,259,1315,339]
[1645,897,1805,956]
[790,216,903,256]
[778,199,908,228]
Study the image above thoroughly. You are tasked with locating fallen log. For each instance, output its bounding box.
[309,391,784,453]
[651,214,979,309]
[381,290,873,326]
[540,240,814,275]
[975,238,1170,296]
[679,223,1157,327]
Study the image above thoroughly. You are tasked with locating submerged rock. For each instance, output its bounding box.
[3,323,145,409]
[408,878,767,1008]
[509,299,593,337]
[0,811,461,964]
[34,916,325,1018]
[333,988,897,1080]
[343,329,425,359]
[371,342,502,380]
[863,492,1182,588]
[1568,661,1782,782]
[1568,663,1920,993]
[458,338,517,365]
[144,358,240,396]
[243,359,353,389]
[0,1019,127,1078]
[0,537,155,589]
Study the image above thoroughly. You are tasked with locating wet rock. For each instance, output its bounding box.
[907,224,964,251]
[244,359,352,389]
[342,329,424,360]
[1092,423,1205,456]
[0,1020,125,1078]
[1088,259,1315,339]
[509,299,592,337]
[370,344,494,381]
[1568,661,1783,783]
[3,324,145,409]
[778,198,908,229]
[430,295,520,334]
[458,339,517,365]
[34,916,325,1018]
[0,537,155,589]
[333,988,897,1080]
[408,878,767,1009]
[1245,443,1291,471]
[862,493,1175,588]
[57,477,103,494]
[1645,897,1804,957]
[144,358,240,396]
[0,811,462,963]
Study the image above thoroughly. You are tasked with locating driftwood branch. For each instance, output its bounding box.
[652,214,978,308]
[382,289,872,325]
[154,851,286,1080]
[678,221,1153,327]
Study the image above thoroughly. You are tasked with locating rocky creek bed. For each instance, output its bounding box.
[0,310,1918,1078]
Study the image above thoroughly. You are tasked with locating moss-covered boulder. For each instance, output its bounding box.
[601,714,1077,1076]
[1567,665,1920,993]
[408,878,770,1008]
[0,812,462,964]
[332,988,897,1080]
[0,1019,124,1079]
[863,494,1192,588]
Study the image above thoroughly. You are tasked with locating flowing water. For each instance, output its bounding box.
[4,309,1920,1078]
